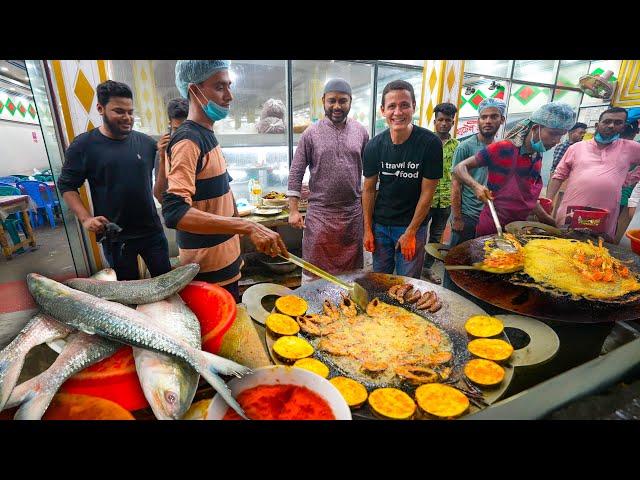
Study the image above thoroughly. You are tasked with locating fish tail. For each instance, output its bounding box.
[4,377,37,410]
[14,387,56,420]
[0,351,28,411]
[198,366,248,420]
[194,350,250,419]
[199,349,252,378]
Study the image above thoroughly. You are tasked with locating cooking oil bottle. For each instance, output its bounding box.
[249,178,262,205]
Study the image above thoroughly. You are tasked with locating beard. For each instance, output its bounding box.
[479,125,500,139]
[325,106,349,124]
[102,114,130,137]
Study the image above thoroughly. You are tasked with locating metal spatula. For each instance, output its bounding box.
[487,198,517,253]
[279,252,369,310]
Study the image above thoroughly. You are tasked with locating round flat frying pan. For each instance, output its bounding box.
[445,235,640,324]
[271,271,514,419]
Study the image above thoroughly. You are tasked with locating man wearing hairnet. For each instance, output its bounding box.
[287,78,369,283]
[454,102,575,236]
[449,97,506,247]
[162,60,287,301]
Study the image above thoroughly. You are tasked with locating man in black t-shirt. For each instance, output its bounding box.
[362,80,443,279]
[58,80,171,280]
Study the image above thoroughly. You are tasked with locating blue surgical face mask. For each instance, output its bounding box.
[192,83,229,122]
[531,125,547,153]
[594,132,620,145]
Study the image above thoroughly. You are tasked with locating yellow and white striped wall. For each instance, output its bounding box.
[419,60,466,136]
[132,60,165,135]
[51,60,109,271]
[613,60,640,108]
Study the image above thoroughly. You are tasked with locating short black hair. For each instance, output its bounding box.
[569,122,588,131]
[167,98,189,120]
[622,121,639,138]
[96,80,133,106]
[381,80,416,107]
[599,107,628,121]
[434,102,458,118]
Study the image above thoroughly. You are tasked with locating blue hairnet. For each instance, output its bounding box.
[530,102,576,131]
[477,97,506,115]
[175,60,231,99]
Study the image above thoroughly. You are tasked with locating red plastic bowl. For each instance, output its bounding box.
[538,197,553,214]
[626,229,640,255]
[179,281,237,355]
[60,346,149,412]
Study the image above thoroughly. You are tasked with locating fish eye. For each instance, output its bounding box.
[165,391,178,405]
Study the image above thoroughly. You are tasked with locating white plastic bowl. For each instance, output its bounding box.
[206,365,352,420]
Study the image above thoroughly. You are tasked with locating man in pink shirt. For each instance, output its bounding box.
[547,107,640,241]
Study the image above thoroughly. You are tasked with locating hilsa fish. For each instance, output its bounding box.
[135,295,201,420]
[0,269,117,410]
[5,332,120,420]
[27,273,251,419]
[64,263,200,305]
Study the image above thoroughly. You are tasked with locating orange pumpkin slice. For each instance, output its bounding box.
[368,388,416,420]
[329,377,368,408]
[464,359,505,387]
[266,313,300,338]
[464,315,504,338]
[415,383,470,418]
[275,295,308,317]
[272,336,314,363]
[467,338,513,362]
[293,358,330,378]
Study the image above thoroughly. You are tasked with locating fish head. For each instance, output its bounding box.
[149,366,196,420]
[27,273,71,299]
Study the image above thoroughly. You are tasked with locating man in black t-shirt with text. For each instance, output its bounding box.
[57,80,171,280]
[362,80,443,279]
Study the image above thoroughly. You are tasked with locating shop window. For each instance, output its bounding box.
[108,60,290,200]
[512,60,558,85]
[291,60,373,141]
[464,60,512,79]
[552,88,583,109]
[507,83,552,130]
[375,65,423,136]
[457,74,508,140]
[382,60,425,67]
[556,60,590,89]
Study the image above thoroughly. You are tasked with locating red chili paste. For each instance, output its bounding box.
[222,384,335,420]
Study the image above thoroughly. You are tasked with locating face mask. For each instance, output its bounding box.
[594,132,620,145]
[192,83,229,122]
[531,125,547,153]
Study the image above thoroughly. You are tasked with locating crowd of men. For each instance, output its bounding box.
[58,60,640,296]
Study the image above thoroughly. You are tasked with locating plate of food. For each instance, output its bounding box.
[254,207,283,216]
[262,191,288,208]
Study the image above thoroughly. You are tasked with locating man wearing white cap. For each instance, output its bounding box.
[162,60,287,300]
[287,78,369,282]
[454,102,575,235]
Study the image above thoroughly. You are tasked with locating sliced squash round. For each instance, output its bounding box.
[464,315,504,338]
[368,388,416,420]
[464,359,505,387]
[275,295,308,317]
[293,358,330,378]
[42,393,135,420]
[468,338,513,361]
[272,336,314,364]
[265,313,300,338]
[329,376,368,408]
[415,383,470,419]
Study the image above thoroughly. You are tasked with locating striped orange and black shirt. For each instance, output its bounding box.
[162,120,241,286]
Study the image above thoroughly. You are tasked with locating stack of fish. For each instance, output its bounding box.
[0,264,251,420]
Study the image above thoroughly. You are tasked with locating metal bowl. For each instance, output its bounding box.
[259,255,298,274]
